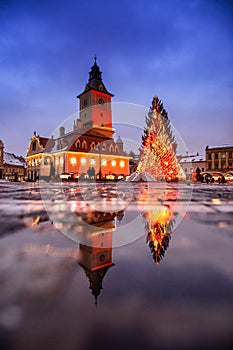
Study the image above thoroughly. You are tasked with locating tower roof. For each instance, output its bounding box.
[116,136,123,144]
[81,264,114,305]
[77,56,114,98]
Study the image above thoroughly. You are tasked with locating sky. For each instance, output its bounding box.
[0,0,232,157]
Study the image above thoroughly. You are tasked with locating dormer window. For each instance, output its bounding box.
[82,140,87,149]
[75,140,81,148]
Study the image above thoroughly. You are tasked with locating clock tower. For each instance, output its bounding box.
[77,57,114,136]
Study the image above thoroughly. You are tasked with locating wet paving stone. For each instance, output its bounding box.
[0,181,232,350]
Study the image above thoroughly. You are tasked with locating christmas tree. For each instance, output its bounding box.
[137,96,185,182]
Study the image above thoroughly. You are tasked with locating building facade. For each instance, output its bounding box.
[26,133,50,181]
[26,58,130,181]
[0,139,25,181]
[0,140,4,179]
[179,153,206,180]
[206,145,233,173]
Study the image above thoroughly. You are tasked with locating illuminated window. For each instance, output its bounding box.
[90,158,96,165]
[102,159,107,166]
[70,157,77,165]
[44,157,50,165]
[111,160,116,167]
[80,157,86,165]
[120,160,125,168]
[55,158,59,165]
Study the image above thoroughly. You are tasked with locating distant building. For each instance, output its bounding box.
[179,153,206,180]
[0,140,3,179]
[0,140,25,181]
[26,58,130,181]
[128,151,140,174]
[26,133,49,181]
[206,144,233,175]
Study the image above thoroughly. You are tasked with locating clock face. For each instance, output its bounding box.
[83,99,88,107]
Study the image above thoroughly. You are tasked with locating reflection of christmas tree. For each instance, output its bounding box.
[143,205,177,264]
[137,96,185,182]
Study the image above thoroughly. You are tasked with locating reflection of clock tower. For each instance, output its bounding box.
[79,211,116,305]
[77,56,114,137]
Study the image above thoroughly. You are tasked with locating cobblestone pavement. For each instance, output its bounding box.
[0,181,232,350]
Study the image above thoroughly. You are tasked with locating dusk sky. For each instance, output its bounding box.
[0,0,232,157]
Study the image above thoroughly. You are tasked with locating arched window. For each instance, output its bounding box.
[90,141,95,150]
[115,145,118,153]
[109,144,114,152]
[32,141,36,151]
[82,140,87,149]
[90,158,96,166]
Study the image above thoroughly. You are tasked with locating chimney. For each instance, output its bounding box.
[59,126,65,137]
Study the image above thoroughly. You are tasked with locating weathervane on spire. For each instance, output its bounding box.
[94,54,97,64]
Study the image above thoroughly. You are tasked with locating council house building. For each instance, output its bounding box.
[26,58,130,181]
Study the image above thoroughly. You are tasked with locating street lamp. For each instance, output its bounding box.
[96,144,104,180]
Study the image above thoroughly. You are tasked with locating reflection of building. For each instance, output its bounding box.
[78,210,120,304]
[206,144,233,174]
[179,152,206,180]
[0,139,25,181]
[26,57,130,181]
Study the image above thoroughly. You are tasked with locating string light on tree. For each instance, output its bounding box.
[137,96,185,182]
